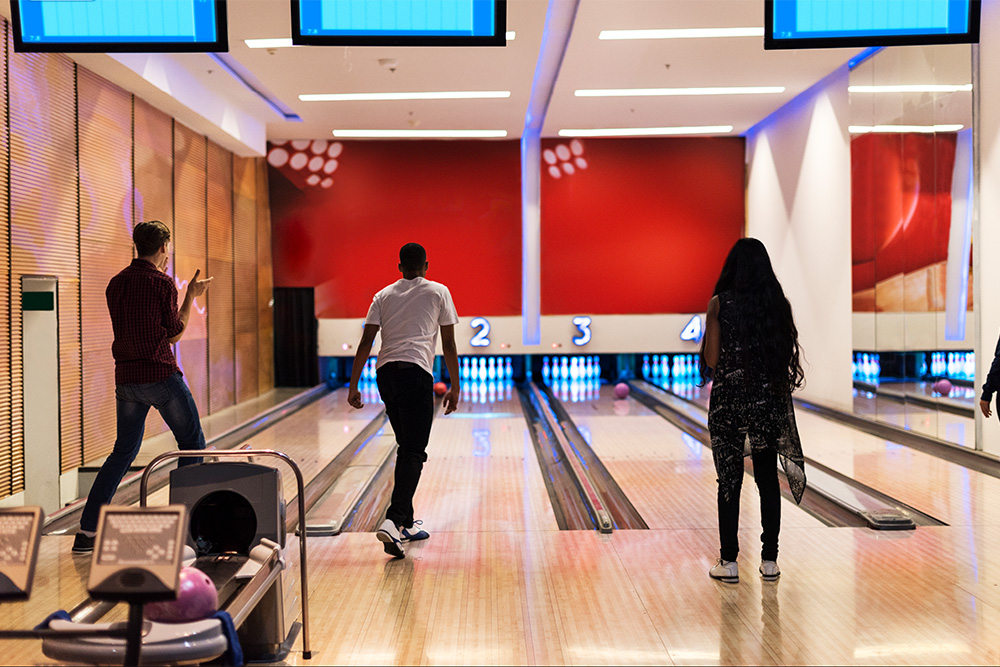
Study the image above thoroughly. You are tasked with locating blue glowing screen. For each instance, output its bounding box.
[293,0,504,45]
[767,0,979,48]
[13,0,226,52]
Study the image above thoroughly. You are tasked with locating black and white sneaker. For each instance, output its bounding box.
[72,532,95,555]
[376,519,405,558]
[399,520,429,542]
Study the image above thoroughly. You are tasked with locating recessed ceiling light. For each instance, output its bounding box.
[245,38,298,48]
[559,126,734,137]
[599,27,764,40]
[301,91,511,102]
[576,86,784,97]
[848,84,972,93]
[332,129,508,138]
[849,124,964,133]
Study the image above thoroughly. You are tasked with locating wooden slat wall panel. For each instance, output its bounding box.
[9,43,81,476]
[173,124,209,417]
[0,22,10,496]
[233,156,258,403]
[77,68,133,464]
[134,98,175,440]
[256,158,274,394]
[207,141,234,413]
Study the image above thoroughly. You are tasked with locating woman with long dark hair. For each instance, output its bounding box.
[701,238,806,583]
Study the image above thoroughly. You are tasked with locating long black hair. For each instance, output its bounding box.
[701,238,804,392]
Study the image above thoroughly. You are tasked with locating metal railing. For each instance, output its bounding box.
[139,449,312,660]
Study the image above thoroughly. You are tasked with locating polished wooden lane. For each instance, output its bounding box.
[562,384,825,532]
[7,384,1000,665]
[410,390,559,533]
[658,381,1000,528]
[852,385,975,448]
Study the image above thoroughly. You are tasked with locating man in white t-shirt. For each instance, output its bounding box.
[348,242,460,558]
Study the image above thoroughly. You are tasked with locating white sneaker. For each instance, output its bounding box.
[376,519,405,558]
[759,560,780,581]
[399,520,429,542]
[709,559,739,583]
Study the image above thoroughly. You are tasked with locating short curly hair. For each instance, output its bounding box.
[399,242,426,272]
[133,220,171,257]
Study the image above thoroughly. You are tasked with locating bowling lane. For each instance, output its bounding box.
[795,407,1000,527]
[408,380,560,532]
[649,379,1000,527]
[852,385,975,447]
[558,383,826,531]
[140,387,385,517]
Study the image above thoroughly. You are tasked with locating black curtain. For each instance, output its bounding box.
[273,287,319,387]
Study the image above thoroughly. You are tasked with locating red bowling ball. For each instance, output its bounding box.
[614,383,630,399]
[145,566,218,623]
[433,382,447,396]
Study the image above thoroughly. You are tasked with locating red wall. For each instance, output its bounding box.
[851,133,956,295]
[270,137,746,318]
[270,140,522,318]
[540,137,745,314]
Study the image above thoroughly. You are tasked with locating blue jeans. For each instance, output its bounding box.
[80,372,206,532]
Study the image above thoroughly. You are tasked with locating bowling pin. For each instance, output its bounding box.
[542,356,551,381]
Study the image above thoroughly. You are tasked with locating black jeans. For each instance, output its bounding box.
[377,361,434,529]
[718,447,781,562]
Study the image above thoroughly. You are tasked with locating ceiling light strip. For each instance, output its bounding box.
[332,129,508,138]
[301,91,511,102]
[249,32,515,48]
[599,27,763,40]
[576,86,784,97]
[848,84,972,93]
[560,126,733,137]
[245,38,297,48]
[849,124,964,133]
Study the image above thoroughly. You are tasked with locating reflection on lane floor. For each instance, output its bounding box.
[852,387,974,447]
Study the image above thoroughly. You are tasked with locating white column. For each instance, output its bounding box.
[746,66,854,409]
[22,276,61,514]
[975,0,1000,455]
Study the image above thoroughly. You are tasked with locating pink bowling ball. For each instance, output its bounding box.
[614,383,630,399]
[932,378,953,396]
[145,566,218,623]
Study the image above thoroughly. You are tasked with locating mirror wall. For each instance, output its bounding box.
[850,44,976,447]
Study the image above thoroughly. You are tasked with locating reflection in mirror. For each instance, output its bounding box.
[849,44,975,448]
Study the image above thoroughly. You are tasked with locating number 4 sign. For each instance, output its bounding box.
[680,315,703,342]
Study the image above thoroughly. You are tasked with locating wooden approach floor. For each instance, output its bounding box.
[2,387,1000,665]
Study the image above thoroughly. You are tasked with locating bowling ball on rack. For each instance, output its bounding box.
[144,566,218,623]
[613,383,630,399]
[932,378,953,396]
[433,382,447,396]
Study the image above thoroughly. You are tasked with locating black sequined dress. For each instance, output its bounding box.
[707,291,806,504]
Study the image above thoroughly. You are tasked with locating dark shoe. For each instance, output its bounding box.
[72,533,95,555]
[399,520,429,542]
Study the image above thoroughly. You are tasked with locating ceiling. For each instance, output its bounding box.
[222,0,864,142]
[9,0,965,149]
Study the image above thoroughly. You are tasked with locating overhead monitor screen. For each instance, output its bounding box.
[11,0,228,53]
[292,0,506,46]
[765,0,980,49]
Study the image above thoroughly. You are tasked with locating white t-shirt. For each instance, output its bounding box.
[365,277,459,375]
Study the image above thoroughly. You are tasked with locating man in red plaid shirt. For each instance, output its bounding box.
[73,220,212,555]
